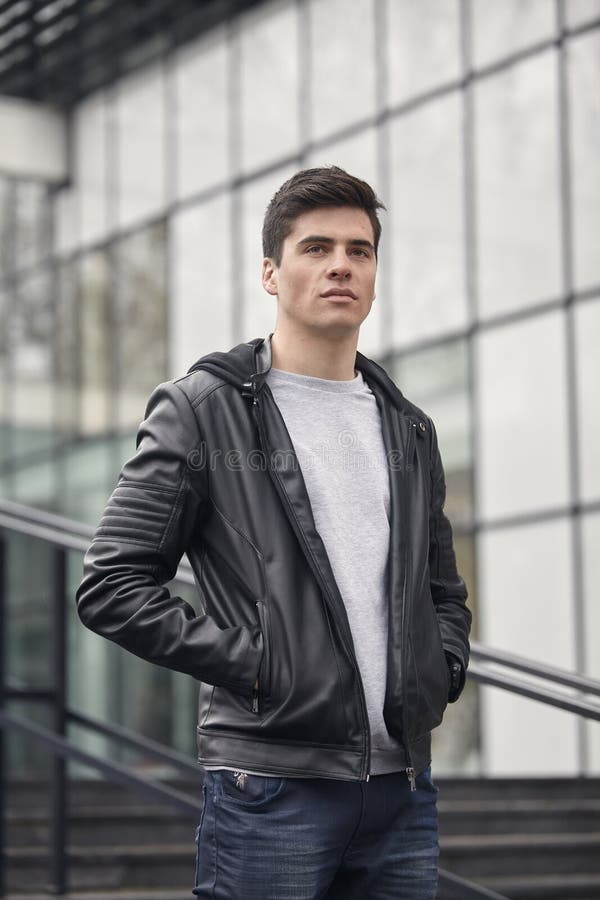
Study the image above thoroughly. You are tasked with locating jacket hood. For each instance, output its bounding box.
[188,335,410,414]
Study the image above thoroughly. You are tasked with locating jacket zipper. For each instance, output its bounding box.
[251,391,371,781]
[395,415,417,791]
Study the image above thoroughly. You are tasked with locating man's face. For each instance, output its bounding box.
[262,206,377,339]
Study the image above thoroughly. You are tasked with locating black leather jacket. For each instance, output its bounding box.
[76,336,471,782]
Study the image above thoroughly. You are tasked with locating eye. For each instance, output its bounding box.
[351,248,370,258]
[306,245,325,254]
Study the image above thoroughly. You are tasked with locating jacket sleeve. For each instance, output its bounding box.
[75,381,263,694]
[427,416,472,700]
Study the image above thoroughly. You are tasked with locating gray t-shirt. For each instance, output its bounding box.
[267,367,406,775]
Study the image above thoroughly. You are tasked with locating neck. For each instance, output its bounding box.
[270,328,359,381]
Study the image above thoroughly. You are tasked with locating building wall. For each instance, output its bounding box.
[1,0,599,776]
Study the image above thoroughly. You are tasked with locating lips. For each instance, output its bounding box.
[320,288,358,299]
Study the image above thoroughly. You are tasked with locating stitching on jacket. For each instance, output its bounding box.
[116,480,178,496]
[188,380,228,410]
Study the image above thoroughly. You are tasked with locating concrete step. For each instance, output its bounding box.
[438,797,600,835]
[440,832,600,878]
[5,845,194,892]
[479,872,600,900]
[4,892,191,900]
[7,806,198,848]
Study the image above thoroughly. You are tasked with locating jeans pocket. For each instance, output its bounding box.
[215,769,285,807]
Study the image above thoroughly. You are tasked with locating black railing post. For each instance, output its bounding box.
[49,546,67,894]
[0,534,7,897]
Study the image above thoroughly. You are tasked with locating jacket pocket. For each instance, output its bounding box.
[406,624,449,741]
[254,600,272,713]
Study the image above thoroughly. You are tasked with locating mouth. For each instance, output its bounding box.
[320,289,358,300]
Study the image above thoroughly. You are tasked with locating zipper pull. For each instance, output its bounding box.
[406,767,416,792]
[252,687,260,714]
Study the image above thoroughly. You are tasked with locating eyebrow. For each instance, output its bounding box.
[297,235,375,252]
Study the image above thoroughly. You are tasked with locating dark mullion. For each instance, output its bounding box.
[557,0,588,774]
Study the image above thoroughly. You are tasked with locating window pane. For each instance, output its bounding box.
[389,94,467,347]
[309,0,376,141]
[53,185,78,257]
[80,251,112,436]
[582,512,600,771]
[16,180,51,269]
[13,269,56,457]
[568,31,600,290]
[0,176,16,278]
[239,2,300,173]
[55,260,79,438]
[75,90,109,247]
[240,166,295,340]
[386,0,461,104]
[478,518,578,775]
[170,194,233,376]
[566,0,600,27]
[575,298,600,502]
[475,51,562,317]
[392,340,471,526]
[117,65,166,229]
[306,127,383,358]
[175,28,229,198]
[115,224,168,428]
[476,311,570,520]
[0,289,11,466]
[471,0,556,68]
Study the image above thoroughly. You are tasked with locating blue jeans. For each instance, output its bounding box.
[193,767,439,899]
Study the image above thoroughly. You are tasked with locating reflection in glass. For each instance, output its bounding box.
[75,90,109,247]
[389,94,467,347]
[476,310,569,520]
[115,224,168,428]
[15,180,51,270]
[478,518,577,775]
[575,298,600,502]
[175,28,229,198]
[386,0,461,104]
[471,0,556,68]
[392,340,471,526]
[568,32,600,289]
[80,251,112,436]
[55,261,79,438]
[117,64,166,228]
[309,0,376,140]
[170,194,233,375]
[53,185,78,257]
[0,176,16,278]
[6,532,53,689]
[0,290,12,472]
[13,269,56,457]
[239,3,300,173]
[474,52,562,316]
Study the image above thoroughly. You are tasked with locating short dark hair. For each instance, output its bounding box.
[262,166,386,265]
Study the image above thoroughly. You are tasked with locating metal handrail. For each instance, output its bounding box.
[0,497,195,584]
[470,641,600,697]
[0,712,200,817]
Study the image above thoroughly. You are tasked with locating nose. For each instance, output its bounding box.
[326,252,351,279]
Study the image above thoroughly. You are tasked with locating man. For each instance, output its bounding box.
[77,166,471,899]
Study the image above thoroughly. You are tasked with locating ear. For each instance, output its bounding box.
[262,258,278,296]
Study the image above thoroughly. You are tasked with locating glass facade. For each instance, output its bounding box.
[1,0,599,777]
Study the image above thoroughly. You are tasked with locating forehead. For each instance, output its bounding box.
[285,206,375,246]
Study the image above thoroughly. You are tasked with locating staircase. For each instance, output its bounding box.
[3,776,600,899]
[437,776,600,900]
